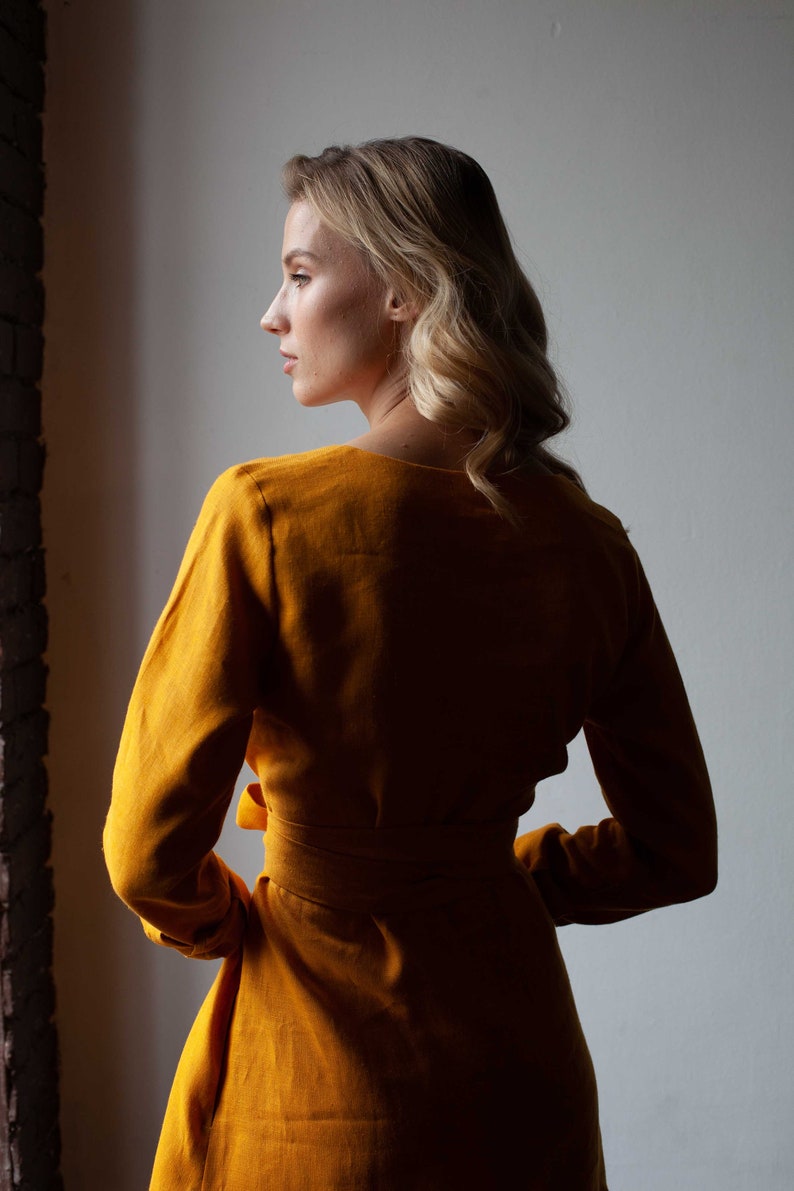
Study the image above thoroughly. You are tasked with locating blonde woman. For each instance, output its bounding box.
[105,137,717,1190]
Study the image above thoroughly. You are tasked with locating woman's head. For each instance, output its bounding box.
[262,199,410,412]
[280,137,583,515]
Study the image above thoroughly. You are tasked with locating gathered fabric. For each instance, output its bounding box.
[241,787,521,915]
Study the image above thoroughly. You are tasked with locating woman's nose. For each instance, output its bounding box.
[261,294,287,335]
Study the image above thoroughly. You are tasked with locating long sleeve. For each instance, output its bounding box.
[104,466,275,957]
[515,543,717,926]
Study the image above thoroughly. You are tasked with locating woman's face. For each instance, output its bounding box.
[261,201,404,412]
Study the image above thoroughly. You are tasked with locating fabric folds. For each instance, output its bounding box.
[105,445,716,1190]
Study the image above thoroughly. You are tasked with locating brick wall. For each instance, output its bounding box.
[0,1,61,1187]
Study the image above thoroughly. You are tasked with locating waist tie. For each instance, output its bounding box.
[237,788,520,914]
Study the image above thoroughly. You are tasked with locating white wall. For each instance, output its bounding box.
[43,2,794,1188]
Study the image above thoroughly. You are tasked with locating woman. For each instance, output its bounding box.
[105,137,717,1190]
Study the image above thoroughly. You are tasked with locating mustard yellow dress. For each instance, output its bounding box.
[104,445,717,1190]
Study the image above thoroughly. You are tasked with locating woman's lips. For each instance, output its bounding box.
[280,352,297,374]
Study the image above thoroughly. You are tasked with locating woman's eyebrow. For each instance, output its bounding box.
[282,248,320,266]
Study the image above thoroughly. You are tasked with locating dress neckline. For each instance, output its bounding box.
[334,443,471,477]
[328,443,561,484]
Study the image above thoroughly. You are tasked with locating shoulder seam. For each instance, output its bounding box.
[237,464,281,665]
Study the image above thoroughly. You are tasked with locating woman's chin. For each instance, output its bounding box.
[293,386,350,410]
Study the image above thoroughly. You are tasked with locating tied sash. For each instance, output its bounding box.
[237,782,521,914]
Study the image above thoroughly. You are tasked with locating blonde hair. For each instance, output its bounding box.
[283,137,584,523]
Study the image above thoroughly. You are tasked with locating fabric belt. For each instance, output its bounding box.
[236,783,520,914]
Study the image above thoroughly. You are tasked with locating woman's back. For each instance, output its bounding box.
[240,444,630,827]
[106,445,714,1189]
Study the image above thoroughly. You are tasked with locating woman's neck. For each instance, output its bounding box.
[347,397,479,472]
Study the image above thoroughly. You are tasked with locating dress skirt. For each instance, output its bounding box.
[150,815,607,1190]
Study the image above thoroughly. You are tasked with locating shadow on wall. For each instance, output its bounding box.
[43,4,168,1188]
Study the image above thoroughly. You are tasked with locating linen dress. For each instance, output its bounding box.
[104,445,717,1190]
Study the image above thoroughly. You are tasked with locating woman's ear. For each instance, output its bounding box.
[386,290,417,324]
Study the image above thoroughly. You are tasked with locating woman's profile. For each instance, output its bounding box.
[104,136,717,1190]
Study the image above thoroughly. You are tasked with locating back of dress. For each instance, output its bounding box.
[244,446,615,830]
[105,445,716,1191]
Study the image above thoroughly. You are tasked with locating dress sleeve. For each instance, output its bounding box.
[514,542,717,926]
[103,465,275,958]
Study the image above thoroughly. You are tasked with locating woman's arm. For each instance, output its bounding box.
[515,545,717,926]
[103,466,275,958]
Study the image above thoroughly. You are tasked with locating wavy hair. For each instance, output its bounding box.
[283,137,584,523]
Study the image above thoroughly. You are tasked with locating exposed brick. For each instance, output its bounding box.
[14,440,41,494]
[0,85,40,164]
[7,1027,61,1188]
[9,96,40,164]
[0,552,28,607]
[0,440,44,496]
[0,378,40,435]
[0,262,19,317]
[2,965,11,1018]
[30,545,42,601]
[0,494,41,554]
[0,24,42,108]
[0,139,42,214]
[0,502,42,554]
[0,709,47,789]
[0,764,46,842]
[0,201,42,268]
[1,917,50,1010]
[10,1064,59,1153]
[10,325,39,382]
[13,1141,63,1191]
[0,658,45,722]
[3,984,54,1073]
[0,855,8,926]
[5,981,54,1042]
[1,6,58,1184]
[0,438,17,489]
[0,264,42,322]
[0,318,12,372]
[0,441,44,496]
[0,601,46,669]
[0,2,45,63]
[0,555,44,610]
[12,1124,62,1191]
[11,1106,61,1189]
[0,437,17,488]
[3,984,52,1065]
[0,77,14,141]
[4,857,54,947]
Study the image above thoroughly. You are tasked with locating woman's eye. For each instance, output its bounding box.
[290,273,310,287]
